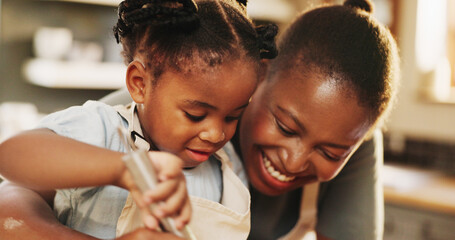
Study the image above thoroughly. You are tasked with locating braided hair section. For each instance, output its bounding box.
[113,0,278,80]
[235,0,247,7]
[113,0,199,44]
[256,24,278,59]
[344,0,374,13]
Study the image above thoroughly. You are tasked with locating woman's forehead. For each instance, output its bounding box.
[262,70,371,142]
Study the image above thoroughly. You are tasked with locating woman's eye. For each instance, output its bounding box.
[317,148,342,162]
[275,118,296,136]
[185,112,205,122]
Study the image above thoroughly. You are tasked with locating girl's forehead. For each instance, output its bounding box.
[168,53,254,74]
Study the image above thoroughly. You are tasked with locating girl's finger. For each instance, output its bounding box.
[155,180,189,217]
[143,177,181,203]
[173,196,192,230]
[141,212,160,230]
[148,152,183,180]
[130,188,147,209]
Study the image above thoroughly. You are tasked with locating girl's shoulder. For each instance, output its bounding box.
[37,100,126,150]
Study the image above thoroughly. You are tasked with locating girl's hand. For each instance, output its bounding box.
[117,151,191,231]
[116,227,185,240]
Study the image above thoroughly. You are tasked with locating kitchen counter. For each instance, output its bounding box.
[383,163,455,215]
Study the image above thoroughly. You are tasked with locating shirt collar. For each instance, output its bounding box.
[116,102,151,151]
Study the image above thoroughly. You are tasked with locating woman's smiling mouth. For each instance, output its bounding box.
[262,152,296,182]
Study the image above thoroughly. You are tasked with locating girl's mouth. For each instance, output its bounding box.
[186,148,212,162]
[262,152,296,182]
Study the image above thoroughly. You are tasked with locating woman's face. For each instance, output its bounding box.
[239,69,371,196]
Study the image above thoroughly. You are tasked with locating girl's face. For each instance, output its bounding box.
[239,69,371,196]
[137,59,257,168]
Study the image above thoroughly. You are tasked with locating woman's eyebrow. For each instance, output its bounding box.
[321,142,351,150]
[277,105,305,131]
[277,105,352,150]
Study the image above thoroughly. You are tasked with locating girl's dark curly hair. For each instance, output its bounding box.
[113,0,277,80]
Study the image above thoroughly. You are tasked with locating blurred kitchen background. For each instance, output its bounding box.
[0,0,454,239]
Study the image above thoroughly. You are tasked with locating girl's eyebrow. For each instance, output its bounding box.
[236,103,250,110]
[184,100,250,111]
[184,100,216,110]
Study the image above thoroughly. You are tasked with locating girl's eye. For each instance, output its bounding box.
[275,118,296,137]
[225,115,241,123]
[185,112,205,122]
[317,148,342,162]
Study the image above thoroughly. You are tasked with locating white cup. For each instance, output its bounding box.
[33,27,73,60]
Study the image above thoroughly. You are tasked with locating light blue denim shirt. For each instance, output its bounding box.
[37,101,246,239]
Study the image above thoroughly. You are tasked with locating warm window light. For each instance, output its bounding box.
[415,0,453,102]
[247,0,294,23]
[432,58,452,101]
[415,0,447,72]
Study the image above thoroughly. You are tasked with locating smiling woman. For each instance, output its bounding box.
[239,0,400,239]
[239,69,372,196]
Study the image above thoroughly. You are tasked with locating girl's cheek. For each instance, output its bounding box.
[225,124,237,141]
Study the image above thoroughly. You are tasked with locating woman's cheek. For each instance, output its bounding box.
[316,160,347,182]
[250,111,274,141]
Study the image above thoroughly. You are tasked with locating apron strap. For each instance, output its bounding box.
[279,181,319,240]
[300,182,319,228]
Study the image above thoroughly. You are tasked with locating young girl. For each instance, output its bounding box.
[0,0,277,239]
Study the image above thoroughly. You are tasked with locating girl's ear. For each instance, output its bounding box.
[126,61,148,104]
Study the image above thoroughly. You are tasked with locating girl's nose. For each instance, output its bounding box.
[199,123,225,144]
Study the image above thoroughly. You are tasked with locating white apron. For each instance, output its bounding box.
[114,103,251,240]
[279,182,319,240]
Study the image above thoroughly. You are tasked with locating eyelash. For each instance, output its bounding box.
[317,148,341,162]
[185,112,241,123]
[185,112,205,122]
[275,118,296,136]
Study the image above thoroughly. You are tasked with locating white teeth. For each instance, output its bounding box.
[262,155,295,182]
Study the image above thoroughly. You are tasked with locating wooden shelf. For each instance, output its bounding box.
[54,0,119,6]
[22,58,126,89]
[53,0,294,23]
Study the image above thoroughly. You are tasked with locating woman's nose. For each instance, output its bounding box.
[279,146,311,174]
[198,122,225,144]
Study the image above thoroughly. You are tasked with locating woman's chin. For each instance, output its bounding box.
[247,150,317,196]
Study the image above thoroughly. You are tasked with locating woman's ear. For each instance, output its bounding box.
[125,60,148,104]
